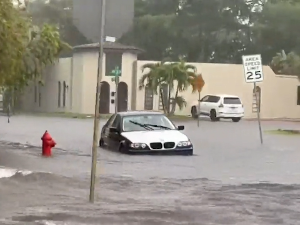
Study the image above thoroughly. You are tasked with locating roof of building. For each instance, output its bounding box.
[73,42,144,54]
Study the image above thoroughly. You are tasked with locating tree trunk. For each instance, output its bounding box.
[159,87,167,114]
[169,88,179,115]
[167,85,171,114]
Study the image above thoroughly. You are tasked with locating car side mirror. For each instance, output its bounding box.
[177,125,184,130]
[109,127,118,133]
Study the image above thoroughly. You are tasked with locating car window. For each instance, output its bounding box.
[223,97,241,104]
[106,114,116,126]
[122,114,176,132]
[207,95,220,103]
[200,96,209,102]
[111,115,121,128]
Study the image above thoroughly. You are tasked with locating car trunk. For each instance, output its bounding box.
[222,97,243,113]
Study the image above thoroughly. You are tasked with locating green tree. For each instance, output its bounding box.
[0,0,69,110]
[252,0,300,63]
[120,14,176,60]
[270,51,300,77]
[122,0,257,63]
[124,0,300,66]
[28,0,90,48]
[139,60,197,115]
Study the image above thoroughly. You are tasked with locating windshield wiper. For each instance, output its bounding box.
[143,124,171,130]
[129,120,154,130]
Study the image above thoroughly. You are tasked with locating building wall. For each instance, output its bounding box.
[21,58,72,113]
[135,61,300,119]
[80,51,137,114]
[72,0,134,42]
[21,51,300,119]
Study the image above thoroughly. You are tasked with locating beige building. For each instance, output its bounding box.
[21,42,300,119]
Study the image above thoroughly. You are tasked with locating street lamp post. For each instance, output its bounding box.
[89,0,106,203]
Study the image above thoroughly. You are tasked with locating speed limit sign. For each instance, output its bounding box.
[242,54,264,83]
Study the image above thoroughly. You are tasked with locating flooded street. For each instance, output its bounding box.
[1,115,300,224]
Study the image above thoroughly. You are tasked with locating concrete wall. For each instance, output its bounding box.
[135,61,300,119]
[21,51,300,119]
[21,58,72,113]
[80,50,137,114]
[72,0,134,42]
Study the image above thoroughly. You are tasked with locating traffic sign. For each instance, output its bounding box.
[242,54,264,144]
[192,74,205,92]
[242,54,264,83]
[110,66,121,76]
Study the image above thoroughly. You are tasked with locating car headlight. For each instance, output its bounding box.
[177,141,192,147]
[130,143,147,149]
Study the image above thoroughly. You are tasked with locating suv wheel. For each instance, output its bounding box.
[191,106,198,119]
[210,110,219,122]
[232,117,241,122]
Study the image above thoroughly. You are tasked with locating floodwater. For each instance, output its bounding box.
[1,116,300,224]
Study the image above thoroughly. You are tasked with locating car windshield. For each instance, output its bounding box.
[122,114,176,132]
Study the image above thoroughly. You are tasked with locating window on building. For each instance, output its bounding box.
[297,86,300,105]
[38,83,42,107]
[105,52,122,76]
[58,81,61,107]
[63,81,66,107]
[34,85,37,103]
[38,92,41,107]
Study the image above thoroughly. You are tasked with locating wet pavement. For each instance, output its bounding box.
[1,115,300,224]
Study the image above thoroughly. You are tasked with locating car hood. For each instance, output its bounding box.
[121,130,188,144]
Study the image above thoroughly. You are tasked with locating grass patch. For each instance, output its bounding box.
[265,129,300,135]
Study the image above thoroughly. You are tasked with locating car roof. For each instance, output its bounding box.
[118,110,164,117]
[207,94,240,98]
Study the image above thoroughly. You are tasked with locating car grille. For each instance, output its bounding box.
[150,142,162,149]
[150,142,175,149]
[163,142,175,149]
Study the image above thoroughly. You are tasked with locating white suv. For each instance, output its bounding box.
[191,94,244,122]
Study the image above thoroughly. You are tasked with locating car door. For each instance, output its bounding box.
[102,114,117,144]
[199,95,210,115]
[107,115,122,150]
[207,95,221,112]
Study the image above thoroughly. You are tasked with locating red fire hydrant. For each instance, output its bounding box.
[41,130,56,157]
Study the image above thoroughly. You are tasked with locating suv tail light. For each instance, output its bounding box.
[219,103,224,108]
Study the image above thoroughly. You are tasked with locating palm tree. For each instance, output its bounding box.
[270,51,300,78]
[167,59,197,114]
[139,59,197,115]
[139,61,168,114]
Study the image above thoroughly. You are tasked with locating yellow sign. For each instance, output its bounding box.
[192,74,205,92]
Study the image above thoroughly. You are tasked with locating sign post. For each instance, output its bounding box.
[192,74,205,127]
[242,54,263,144]
[89,0,106,203]
[110,66,121,113]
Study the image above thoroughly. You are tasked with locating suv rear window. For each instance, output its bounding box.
[223,97,241,104]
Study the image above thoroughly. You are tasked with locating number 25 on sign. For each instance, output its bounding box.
[242,54,264,83]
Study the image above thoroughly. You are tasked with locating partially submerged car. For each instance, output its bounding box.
[99,111,193,155]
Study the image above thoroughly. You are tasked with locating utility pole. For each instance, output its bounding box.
[89,0,106,203]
